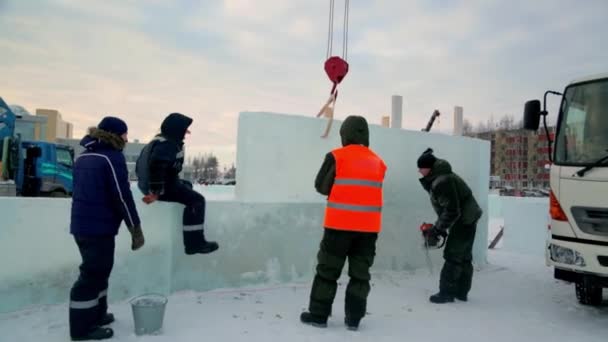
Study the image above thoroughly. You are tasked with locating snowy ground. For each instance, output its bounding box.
[1,250,606,341]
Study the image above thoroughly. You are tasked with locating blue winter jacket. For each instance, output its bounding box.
[70,128,141,236]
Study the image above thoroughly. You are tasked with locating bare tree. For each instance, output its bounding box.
[476,121,488,133]
[498,114,516,131]
[192,155,204,180]
[462,119,475,136]
[225,164,236,179]
[205,154,219,182]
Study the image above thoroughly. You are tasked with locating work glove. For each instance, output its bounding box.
[128,224,145,251]
[142,194,159,204]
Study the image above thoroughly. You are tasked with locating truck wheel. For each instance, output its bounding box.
[50,191,67,198]
[575,276,603,306]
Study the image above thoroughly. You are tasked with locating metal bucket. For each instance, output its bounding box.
[130,294,168,336]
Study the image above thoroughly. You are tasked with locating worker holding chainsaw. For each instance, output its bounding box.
[301,116,387,331]
[418,148,482,304]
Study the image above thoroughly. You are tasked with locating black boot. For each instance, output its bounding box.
[429,292,455,304]
[95,313,114,326]
[455,294,468,302]
[185,240,219,255]
[344,316,361,331]
[71,327,113,341]
[184,230,219,255]
[300,312,328,328]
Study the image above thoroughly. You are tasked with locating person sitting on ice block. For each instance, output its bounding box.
[417,148,482,304]
[301,115,387,331]
[69,116,144,341]
[136,112,219,255]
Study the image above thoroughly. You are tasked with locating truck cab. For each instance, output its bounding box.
[16,141,74,197]
[524,73,608,305]
[1,96,74,197]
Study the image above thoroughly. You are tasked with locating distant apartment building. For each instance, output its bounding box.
[35,109,73,141]
[472,127,555,190]
[12,106,74,142]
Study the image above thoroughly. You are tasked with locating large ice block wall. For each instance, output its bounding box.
[236,112,490,267]
[501,197,550,256]
[0,112,491,313]
[0,197,176,313]
[0,195,327,313]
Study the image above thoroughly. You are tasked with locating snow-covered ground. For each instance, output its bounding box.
[2,250,606,341]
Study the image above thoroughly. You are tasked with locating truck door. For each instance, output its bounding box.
[55,147,74,195]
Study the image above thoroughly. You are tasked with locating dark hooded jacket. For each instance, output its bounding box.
[136,113,193,195]
[315,116,370,195]
[71,128,141,236]
[419,159,483,232]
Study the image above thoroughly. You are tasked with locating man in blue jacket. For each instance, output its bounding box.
[69,117,144,341]
[136,112,218,255]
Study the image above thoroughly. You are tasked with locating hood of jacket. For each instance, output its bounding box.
[340,115,369,147]
[160,112,193,143]
[80,127,125,151]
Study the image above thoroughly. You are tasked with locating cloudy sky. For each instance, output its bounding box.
[1,0,606,166]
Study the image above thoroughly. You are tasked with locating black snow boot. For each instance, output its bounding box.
[95,313,114,326]
[455,294,468,302]
[185,240,219,255]
[184,231,219,255]
[429,292,455,304]
[71,327,113,341]
[300,312,328,328]
[344,316,361,331]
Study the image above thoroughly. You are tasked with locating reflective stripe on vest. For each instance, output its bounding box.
[324,145,386,233]
[326,202,382,212]
[333,178,383,188]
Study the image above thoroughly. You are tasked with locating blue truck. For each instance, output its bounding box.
[0,97,73,197]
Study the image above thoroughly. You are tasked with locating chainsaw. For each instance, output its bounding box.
[419,223,447,276]
[419,223,447,249]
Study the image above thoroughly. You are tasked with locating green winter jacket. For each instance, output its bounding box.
[419,159,482,232]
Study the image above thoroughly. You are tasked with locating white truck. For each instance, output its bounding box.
[524,73,608,305]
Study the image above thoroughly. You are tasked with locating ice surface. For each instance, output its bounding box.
[501,197,550,256]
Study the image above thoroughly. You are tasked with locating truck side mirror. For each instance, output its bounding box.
[523,100,541,130]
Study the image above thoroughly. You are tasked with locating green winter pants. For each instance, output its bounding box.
[439,222,477,297]
[308,228,378,319]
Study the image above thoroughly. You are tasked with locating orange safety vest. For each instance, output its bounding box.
[324,145,387,233]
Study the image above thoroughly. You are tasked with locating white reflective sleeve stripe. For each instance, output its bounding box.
[183,224,204,232]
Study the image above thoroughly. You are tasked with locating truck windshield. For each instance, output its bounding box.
[555,78,608,166]
[57,148,73,168]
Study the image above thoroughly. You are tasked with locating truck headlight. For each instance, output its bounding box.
[549,244,586,266]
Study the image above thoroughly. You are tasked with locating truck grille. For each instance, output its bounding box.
[571,207,608,236]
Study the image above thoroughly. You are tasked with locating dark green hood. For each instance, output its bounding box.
[420,159,452,191]
[340,115,369,147]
